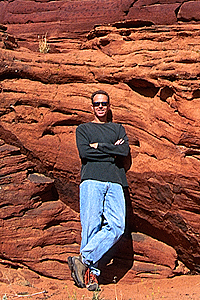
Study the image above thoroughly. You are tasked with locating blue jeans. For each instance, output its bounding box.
[80,180,125,276]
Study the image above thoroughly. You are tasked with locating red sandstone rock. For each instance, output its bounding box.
[127,3,180,25]
[0,0,200,283]
[0,0,199,45]
[0,24,18,50]
[0,139,81,279]
[178,1,200,22]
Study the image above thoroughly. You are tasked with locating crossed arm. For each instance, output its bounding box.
[76,125,129,161]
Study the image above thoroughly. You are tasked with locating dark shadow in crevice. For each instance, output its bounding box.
[126,78,159,98]
[42,128,55,137]
[175,4,182,18]
[193,89,200,99]
[107,109,113,123]
[113,20,154,28]
[160,86,174,102]
[52,119,81,127]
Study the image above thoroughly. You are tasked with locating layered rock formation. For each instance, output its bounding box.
[1,0,200,50]
[0,0,200,283]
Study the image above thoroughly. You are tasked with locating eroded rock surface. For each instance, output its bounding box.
[0,0,200,282]
[0,139,81,279]
[1,0,200,51]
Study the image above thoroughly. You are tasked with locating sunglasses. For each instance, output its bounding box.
[93,102,108,107]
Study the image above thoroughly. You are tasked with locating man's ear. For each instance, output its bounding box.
[91,104,94,112]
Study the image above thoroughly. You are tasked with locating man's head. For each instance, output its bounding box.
[91,90,110,104]
[91,90,110,123]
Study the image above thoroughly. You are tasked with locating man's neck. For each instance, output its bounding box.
[92,116,108,123]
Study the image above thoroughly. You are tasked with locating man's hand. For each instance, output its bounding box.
[114,138,125,145]
[90,139,124,148]
[90,143,98,149]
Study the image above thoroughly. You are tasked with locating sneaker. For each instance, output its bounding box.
[68,255,87,288]
[84,268,99,291]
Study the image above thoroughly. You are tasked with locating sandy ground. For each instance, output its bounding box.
[0,271,199,300]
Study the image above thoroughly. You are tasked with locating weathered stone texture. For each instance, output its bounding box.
[0,0,200,282]
[178,1,200,22]
[1,0,200,43]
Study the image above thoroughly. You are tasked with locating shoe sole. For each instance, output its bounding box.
[68,256,80,287]
[86,283,99,291]
[67,256,86,288]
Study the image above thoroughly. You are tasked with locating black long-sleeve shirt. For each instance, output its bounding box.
[76,122,129,187]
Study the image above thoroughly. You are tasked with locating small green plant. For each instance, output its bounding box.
[65,287,104,300]
[92,290,105,300]
[38,32,50,53]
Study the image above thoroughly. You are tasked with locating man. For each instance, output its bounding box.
[68,90,130,291]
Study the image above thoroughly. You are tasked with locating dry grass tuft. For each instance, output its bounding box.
[38,33,50,53]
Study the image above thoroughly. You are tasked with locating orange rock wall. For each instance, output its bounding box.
[0,0,200,281]
[1,0,200,39]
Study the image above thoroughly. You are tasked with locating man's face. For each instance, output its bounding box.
[91,94,110,120]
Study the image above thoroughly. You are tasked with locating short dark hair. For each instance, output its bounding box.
[91,90,110,104]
